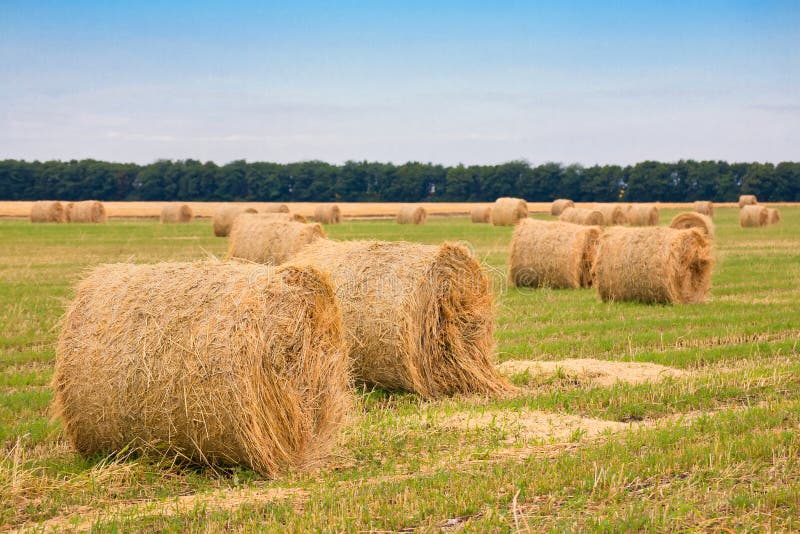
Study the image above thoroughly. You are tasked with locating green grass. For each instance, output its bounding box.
[1,207,799,531]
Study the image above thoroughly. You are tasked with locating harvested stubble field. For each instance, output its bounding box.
[1,206,799,532]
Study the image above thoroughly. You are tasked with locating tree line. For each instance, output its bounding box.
[1,159,798,202]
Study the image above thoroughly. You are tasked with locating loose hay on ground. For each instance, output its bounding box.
[669,211,715,239]
[740,205,768,228]
[558,207,604,226]
[470,206,492,223]
[550,199,574,216]
[227,216,326,264]
[314,205,342,224]
[159,204,193,223]
[396,206,427,224]
[212,205,258,237]
[497,358,687,387]
[29,201,66,223]
[491,197,528,226]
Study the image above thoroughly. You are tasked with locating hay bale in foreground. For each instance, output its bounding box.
[693,201,714,217]
[470,206,492,223]
[52,262,350,477]
[669,212,715,239]
[397,206,427,225]
[160,204,193,223]
[767,208,781,225]
[550,199,574,216]
[227,216,325,264]
[491,197,528,226]
[740,205,768,227]
[625,204,659,226]
[212,205,258,237]
[68,200,106,223]
[314,205,342,224]
[288,239,514,398]
[738,195,757,208]
[559,207,604,226]
[509,219,601,289]
[30,201,67,223]
[262,204,290,213]
[593,226,713,304]
[594,204,627,225]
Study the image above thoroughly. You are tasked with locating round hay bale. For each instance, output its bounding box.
[625,204,659,226]
[314,205,342,224]
[558,207,604,226]
[593,227,713,304]
[767,208,781,225]
[693,200,714,217]
[669,212,715,239]
[470,206,492,223]
[52,262,349,476]
[212,205,258,237]
[509,219,601,289]
[396,206,427,225]
[227,216,326,264]
[491,197,528,226]
[68,200,106,223]
[740,205,768,227]
[288,239,514,398]
[257,212,307,223]
[594,204,627,225]
[738,195,757,208]
[159,203,194,223]
[262,203,290,213]
[30,201,67,223]
[550,199,574,216]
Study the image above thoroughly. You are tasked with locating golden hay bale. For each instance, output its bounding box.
[693,200,714,217]
[509,219,601,289]
[257,212,307,223]
[625,204,659,226]
[470,206,492,223]
[288,239,514,398]
[558,207,604,226]
[68,200,107,223]
[212,205,258,237]
[30,201,67,223]
[159,203,193,223]
[740,205,768,227]
[593,227,713,304]
[669,212,715,239]
[262,203,290,213]
[227,217,326,264]
[491,197,528,226]
[594,204,627,225]
[396,205,427,225]
[738,195,757,208]
[64,202,74,222]
[314,205,342,224]
[52,262,349,476]
[550,199,574,216]
[767,208,781,225]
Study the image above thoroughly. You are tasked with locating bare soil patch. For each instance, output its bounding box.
[497,358,686,386]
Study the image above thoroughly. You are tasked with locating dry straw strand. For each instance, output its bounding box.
[52,262,351,477]
[227,216,326,264]
[550,199,574,216]
[491,197,528,226]
[68,200,106,223]
[509,219,601,289]
[593,226,713,304]
[693,200,714,217]
[594,204,627,225]
[288,239,514,398]
[314,205,342,224]
[212,205,258,237]
[159,204,193,223]
[396,206,427,225]
[740,205,768,227]
[470,206,492,223]
[767,208,781,225]
[670,212,715,239]
[738,195,757,208]
[558,207,604,226]
[625,204,659,226]
[30,201,67,223]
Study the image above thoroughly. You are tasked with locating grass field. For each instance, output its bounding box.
[1,208,799,532]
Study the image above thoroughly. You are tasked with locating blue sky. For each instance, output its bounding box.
[1,1,798,165]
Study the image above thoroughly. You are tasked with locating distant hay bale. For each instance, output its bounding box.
[227,216,326,264]
[738,195,757,208]
[550,199,574,216]
[68,200,106,223]
[491,197,528,226]
[52,262,350,476]
[288,239,514,398]
[559,207,604,226]
[159,204,194,223]
[767,208,781,225]
[594,204,627,225]
[470,206,492,223]
[593,227,713,304]
[314,205,342,224]
[509,219,601,289]
[740,205,768,227]
[257,212,307,223]
[30,201,67,223]
[669,212,715,240]
[262,204,290,213]
[625,204,659,226]
[64,202,74,222]
[693,201,714,217]
[396,206,427,225]
[212,205,258,237]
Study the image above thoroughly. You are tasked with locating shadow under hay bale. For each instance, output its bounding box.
[738,195,758,208]
[558,207,604,226]
[594,204,627,225]
[491,197,528,226]
[288,239,514,398]
[52,262,350,477]
[212,205,258,237]
[160,204,193,223]
[314,205,342,224]
[30,201,67,223]
[227,216,325,264]
[68,200,106,223]
[593,226,713,304]
[470,206,492,223]
[550,199,574,216]
[509,219,600,289]
[740,205,767,227]
[396,206,427,224]
[670,212,715,239]
[625,204,659,226]
[693,200,714,217]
